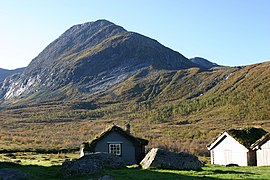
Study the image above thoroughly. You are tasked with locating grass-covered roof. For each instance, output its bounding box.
[250,133,270,149]
[227,127,267,148]
[81,125,148,152]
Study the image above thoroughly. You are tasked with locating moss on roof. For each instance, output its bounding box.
[227,127,267,148]
[250,133,270,149]
[81,125,148,151]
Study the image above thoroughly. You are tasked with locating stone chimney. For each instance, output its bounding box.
[125,123,130,134]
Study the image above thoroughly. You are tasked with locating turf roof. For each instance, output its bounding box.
[227,127,267,148]
[81,125,148,151]
[250,133,270,149]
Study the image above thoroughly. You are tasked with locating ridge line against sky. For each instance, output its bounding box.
[0,0,269,69]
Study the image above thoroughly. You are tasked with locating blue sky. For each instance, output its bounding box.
[0,0,269,69]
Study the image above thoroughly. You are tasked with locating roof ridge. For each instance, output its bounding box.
[251,133,270,149]
[81,124,148,151]
[208,127,268,150]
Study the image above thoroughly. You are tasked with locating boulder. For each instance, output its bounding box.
[62,152,124,178]
[0,168,29,180]
[140,148,203,170]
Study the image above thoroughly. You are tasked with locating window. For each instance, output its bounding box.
[108,143,121,156]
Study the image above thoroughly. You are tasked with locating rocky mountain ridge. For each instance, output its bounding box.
[0,20,199,101]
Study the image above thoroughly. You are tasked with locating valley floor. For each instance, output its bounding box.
[0,153,270,179]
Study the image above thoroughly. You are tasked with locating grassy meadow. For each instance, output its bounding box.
[0,153,270,179]
[1,98,269,157]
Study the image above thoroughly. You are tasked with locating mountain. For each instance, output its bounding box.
[0,67,25,82]
[190,57,219,69]
[0,20,199,101]
[0,19,269,155]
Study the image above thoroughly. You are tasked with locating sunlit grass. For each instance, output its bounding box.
[0,152,79,166]
[0,153,269,179]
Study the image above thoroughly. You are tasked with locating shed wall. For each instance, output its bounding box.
[256,140,270,166]
[212,135,249,166]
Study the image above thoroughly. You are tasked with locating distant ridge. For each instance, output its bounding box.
[190,57,219,69]
[0,67,25,82]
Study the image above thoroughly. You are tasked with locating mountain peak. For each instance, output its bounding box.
[0,20,198,100]
[65,19,126,35]
[25,20,127,74]
[82,19,117,27]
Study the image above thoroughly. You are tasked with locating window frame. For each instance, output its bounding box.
[108,143,122,156]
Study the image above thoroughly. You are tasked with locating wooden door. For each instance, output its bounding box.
[224,149,232,165]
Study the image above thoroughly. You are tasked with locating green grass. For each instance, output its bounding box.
[1,161,270,180]
[105,165,270,179]
[1,153,270,179]
[0,152,79,167]
[0,162,62,180]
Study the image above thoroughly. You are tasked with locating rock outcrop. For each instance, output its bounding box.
[62,152,124,178]
[140,148,203,170]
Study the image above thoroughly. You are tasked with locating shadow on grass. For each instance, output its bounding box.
[1,162,232,180]
[210,169,254,175]
[0,162,62,180]
[102,167,218,180]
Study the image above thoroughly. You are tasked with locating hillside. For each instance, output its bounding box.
[0,20,269,156]
[0,62,269,155]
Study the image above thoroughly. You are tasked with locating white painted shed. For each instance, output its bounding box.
[251,133,270,166]
[208,128,267,166]
[208,132,251,166]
